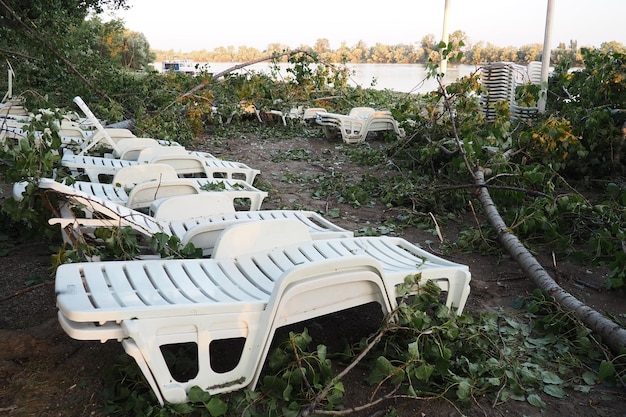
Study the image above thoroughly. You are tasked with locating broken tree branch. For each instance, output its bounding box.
[162,49,313,112]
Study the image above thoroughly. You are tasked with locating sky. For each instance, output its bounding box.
[106,0,625,52]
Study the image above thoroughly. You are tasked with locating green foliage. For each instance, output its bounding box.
[100,280,622,415]
[54,229,203,264]
[517,115,584,171]
[0,109,67,238]
[364,281,613,407]
[547,48,626,177]
[149,233,202,259]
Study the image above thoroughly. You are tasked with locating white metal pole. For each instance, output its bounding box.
[538,0,554,113]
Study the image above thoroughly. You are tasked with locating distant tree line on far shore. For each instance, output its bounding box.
[152,31,626,67]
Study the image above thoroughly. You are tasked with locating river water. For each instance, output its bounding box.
[154,62,479,94]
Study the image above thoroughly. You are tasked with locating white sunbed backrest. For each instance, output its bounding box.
[91,128,135,142]
[126,179,200,209]
[59,120,87,139]
[527,61,543,85]
[150,192,236,221]
[135,145,189,163]
[117,138,162,160]
[349,107,376,119]
[149,154,208,176]
[112,164,179,188]
[211,219,312,259]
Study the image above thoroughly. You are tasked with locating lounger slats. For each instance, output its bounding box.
[240,256,283,284]
[59,237,463,320]
[160,262,218,303]
[198,261,266,302]
[211,261,271,299]
[338,239,423,270]
[262,251,296,272]
[178,262,236,302]
[139,262,197,305]
[101,263,151,308]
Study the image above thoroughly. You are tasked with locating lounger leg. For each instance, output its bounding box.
[122,339,168,405]
[120,313,265,404]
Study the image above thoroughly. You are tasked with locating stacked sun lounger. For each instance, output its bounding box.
[480,61,542,122]
[24,96,472,405]
[315,107,405,144]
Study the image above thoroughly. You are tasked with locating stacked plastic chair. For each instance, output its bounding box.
[509,61,542,121]
[480,61,543,122]
[479,62,518,122]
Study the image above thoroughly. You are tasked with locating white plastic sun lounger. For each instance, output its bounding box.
[315,107,405,144]
[68,97,186,156]
[61,148,259,184]
[55,219,471,404]
[40,178,353,256]
[37,173,267,211]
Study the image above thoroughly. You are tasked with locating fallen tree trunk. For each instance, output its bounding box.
[474,169,626,355]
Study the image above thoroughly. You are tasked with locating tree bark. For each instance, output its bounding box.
[474,169,626,355]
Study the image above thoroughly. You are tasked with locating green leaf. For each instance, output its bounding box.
[408,341,420,359]
[541,371,564,385]
[598,360,615,381]
[456,380,471,401]
[187,386,211,403]
[543,384,566,398]
[282,383,293,401]
[367,356,402,385]
[262,375,288,395]
[574,384,592,393]
[206,397,228,416]
[527,393,546,407]
[317,344,327,361]
[169,402,197,414]
[328,208,340,218]
[487,377,500,386]
[520,367,538,385]
[290,330,312,350]
[413,363,435,381]
[582,371,597,385]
